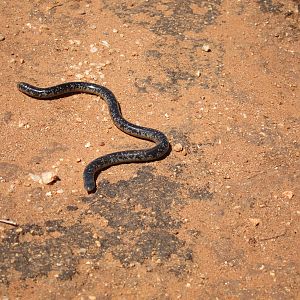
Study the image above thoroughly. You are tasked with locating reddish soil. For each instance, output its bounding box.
[0,0,299,299]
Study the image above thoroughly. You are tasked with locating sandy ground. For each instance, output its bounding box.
[0,0,299,299]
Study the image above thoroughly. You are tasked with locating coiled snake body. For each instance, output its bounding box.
[17,82,169,193]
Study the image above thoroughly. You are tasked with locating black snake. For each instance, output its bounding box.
[17,82,170,193]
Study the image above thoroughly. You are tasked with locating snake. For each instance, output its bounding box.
[17,82,170,193]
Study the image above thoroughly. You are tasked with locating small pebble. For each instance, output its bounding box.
[69,39,81,45]
[41,172,59,184]
[90,45,98,53]
[249,218,261,226]
[173,143,183,152]
[56,189,64,194]
[85,142,91,148]
[202,44,211,52]
[18,120,29,128]
[0,34,5,41]
[101,40,110,48]
[146,265,153,272]
[29,172,59,185]
[282,191,294,199]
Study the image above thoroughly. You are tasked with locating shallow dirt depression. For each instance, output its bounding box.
[0,0,299,299]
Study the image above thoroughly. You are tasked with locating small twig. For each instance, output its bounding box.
[0,219,18,226]
[259,230,286,241]
[48,4,64,11]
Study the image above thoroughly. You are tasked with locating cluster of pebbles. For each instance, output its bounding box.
[66,39,112,82]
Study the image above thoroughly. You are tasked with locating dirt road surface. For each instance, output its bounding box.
[0,0,299,299]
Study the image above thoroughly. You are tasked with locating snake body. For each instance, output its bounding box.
[17,82,170,193]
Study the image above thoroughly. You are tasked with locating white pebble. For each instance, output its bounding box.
[101,40,110,48]
[85,142,91,148]
[282,191,294,199]
[90,45,98,53]
[41,172,59,184]
[249,218,261,226]
[18,120,29,128]
[29,171,59,185]
[173,143,183,152]
[202,44,211,52]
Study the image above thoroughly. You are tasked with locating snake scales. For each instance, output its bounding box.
[17,82,170,193]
